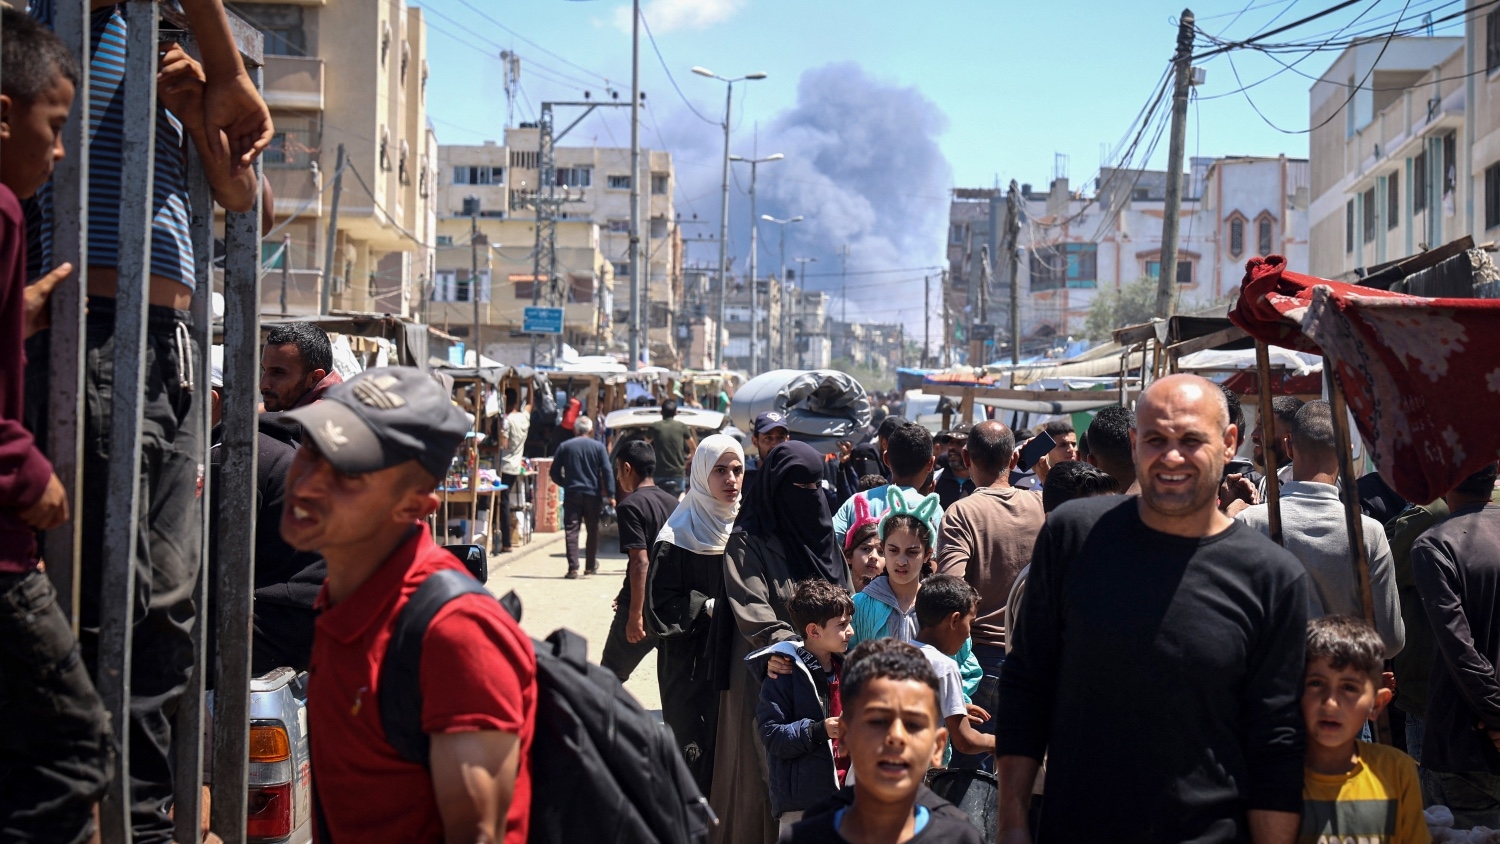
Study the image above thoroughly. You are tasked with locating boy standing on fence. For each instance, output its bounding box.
[0,11,110,842]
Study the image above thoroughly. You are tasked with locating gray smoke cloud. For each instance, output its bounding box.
[660,61,952,333]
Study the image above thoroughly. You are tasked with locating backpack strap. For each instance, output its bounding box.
[378,568,492,767]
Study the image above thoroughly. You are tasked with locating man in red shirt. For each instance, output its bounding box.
[282,366,536,843]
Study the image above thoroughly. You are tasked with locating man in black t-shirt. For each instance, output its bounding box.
[601,440,681,681]
[997,374,1310,844]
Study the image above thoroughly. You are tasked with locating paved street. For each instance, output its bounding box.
[483,525,662,713]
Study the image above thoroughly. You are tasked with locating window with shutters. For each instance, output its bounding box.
[652,173,669,195]
[1486,163,1500,230]
[1031,243,1097,291]
[1362,189,1376,243]
[1415,150,1429,213]
[1228,215,1245,258]
[556,167,592,188]
[1489,10,1500,73]
[1346,200,1355,253]
[607,174,631,190]
[1257,214,1274,256]
[1387,172,1399,230]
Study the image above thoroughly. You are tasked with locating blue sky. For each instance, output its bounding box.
[414,0,1467,327]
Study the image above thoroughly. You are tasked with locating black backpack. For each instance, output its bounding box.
[377,568,715,844]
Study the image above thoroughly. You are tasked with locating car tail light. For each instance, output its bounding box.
[247,721,294,842]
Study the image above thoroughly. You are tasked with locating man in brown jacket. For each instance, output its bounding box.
[935,420,1045,766]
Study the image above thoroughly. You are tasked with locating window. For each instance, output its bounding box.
[452,166,504,186]
[1345,76,1356,138]
[261,115,317,168]
[613,261,630,278]
[1415,149,1429,213]
[1443,132,1457,199]
[1029,242,1098,291]
[398,139,410,186]
[607,174,632,190]
[1144,259,1194,285]
[1132,188,1150,201]
[1387,172,1399,230]
[606,219,630,233]
[650,217,668,239]
[1362,188,1376,243]
[1257,215,1273,255]
[379,126,391,172]
[400,40,410,84]
[238,3,307,56]
[555,167,591,188]
[1346,200,1355,253]
[265,131,290,166]
[1489,9,1500,73]
[261,242,286,270]
[433,269,491,303]
[652,173,669,195]
[510,150,538,169]
[1486,162,1500,230]
[436,235,453,247]
[1228,216,1245,258]
[949,224,965,245]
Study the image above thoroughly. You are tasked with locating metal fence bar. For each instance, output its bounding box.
[210,64,265,844]
[173,135,215,844]
[97,2,158,841]
[42,0,91,628]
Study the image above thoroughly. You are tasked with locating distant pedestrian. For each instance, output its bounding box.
[1083,404,1136,492]
[648,399,696,496]
[496,388,529,554]
[549,416,614,578]
[599,440,675,683]
[999,374,1310,842]
[647,434,744,794]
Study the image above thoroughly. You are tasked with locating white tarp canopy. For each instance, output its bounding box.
[1175,346,1322,375]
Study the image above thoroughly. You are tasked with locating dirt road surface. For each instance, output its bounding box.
[483,525,662,713]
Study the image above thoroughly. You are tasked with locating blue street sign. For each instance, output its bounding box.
[523,306,564,335]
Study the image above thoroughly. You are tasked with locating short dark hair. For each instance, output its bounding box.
[1043,419,1074,440]
[1271,395,1305,425]
[965,421,1015,473]
[856,474,887,492]
[788,579,855,634]
[1291,400,1336,454]
[1085,406,1133,469]
[885,422,933,478]
[842,638,939,710]
[1306,615,1383,680]
[660,398,678,418]
[1221,387,1244,446]
[914,574,978,629]
[504,388,519,413]
[1,10,79,103]
[265,322,333,375]
[1455,461,1500,497]
[876,415,908,441]
[617,439,656,479]
[1042,460,1120,513]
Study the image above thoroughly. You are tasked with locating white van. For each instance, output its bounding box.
[902,389,986,433]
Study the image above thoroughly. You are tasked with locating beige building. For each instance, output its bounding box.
[435,129,683,363]
[232,0,437,317]
[1307,36,1467,278]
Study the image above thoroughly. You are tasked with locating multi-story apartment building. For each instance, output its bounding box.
[722,276,784,372]
[234,0,437,317]
[946,154,1309,352]
[432,128,682,362]
[1307,36,1468,278]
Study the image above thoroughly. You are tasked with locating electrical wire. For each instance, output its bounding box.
[441,0,614,86]
[638,8,719,126]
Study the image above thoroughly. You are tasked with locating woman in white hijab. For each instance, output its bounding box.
[645,433,745,795]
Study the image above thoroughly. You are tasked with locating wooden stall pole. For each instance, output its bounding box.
[1254,341,1283,546]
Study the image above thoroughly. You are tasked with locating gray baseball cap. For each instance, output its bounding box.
[285,366,469,480]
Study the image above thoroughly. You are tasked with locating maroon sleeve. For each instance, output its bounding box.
[0,185,53,512]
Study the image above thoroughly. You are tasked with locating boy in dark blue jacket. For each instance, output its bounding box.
[755,579,855,834]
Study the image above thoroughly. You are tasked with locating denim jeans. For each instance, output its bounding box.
[1405,711,1426,765]
[949,643,1004,772]
[29,299,202,843]
[657,476,684,497]
[0,570,111,843]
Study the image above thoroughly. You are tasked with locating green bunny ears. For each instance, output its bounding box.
[877,486,942,550]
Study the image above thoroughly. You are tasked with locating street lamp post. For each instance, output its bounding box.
[761,214,802,369]
[730,153,783,374]
[693,66,767,369]
[792,256,818,369]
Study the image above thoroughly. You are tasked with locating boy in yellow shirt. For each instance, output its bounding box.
[1300,615,1429,843]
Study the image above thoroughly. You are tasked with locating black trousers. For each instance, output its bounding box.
[0,570,111,844]
[499,472,519,549]
[563,492,602,573]
[659,633,719,797]
[30,299,202,843]
[600,582,657,682]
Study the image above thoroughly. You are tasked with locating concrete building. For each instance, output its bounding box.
[722,275,784,372]
[235,0,437,317]
[829,320,905,375]
[946,154,1309,356]
[431,129,682,363]
[1307,36,1468,278]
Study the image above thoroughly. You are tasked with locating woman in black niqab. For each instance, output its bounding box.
[736,440,847,588]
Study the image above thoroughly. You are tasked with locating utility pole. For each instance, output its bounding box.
[597,261,606,355]
[1156,8,1196,319]
[714,83,732,368]
[923,274,930,368]
[278,233,290,316]
[628,0,642,371]
[748,170,758,373]
[970,245,990,366]
[941,269,951,367]
[468,201,483,366]
[1003,180,1022,366]
[320,143,345,315]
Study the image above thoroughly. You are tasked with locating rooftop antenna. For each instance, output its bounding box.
[500,50,522,128]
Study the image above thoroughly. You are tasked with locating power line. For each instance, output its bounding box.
[1190,0,1368,60]
[638,8,718,126]
[437,0,614,85]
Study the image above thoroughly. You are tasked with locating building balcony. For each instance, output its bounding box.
[264,55,324,111]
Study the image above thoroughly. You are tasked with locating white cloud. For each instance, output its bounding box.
[613,0,748,33]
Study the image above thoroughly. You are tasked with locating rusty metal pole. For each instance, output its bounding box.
[1254,341,1283,546]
